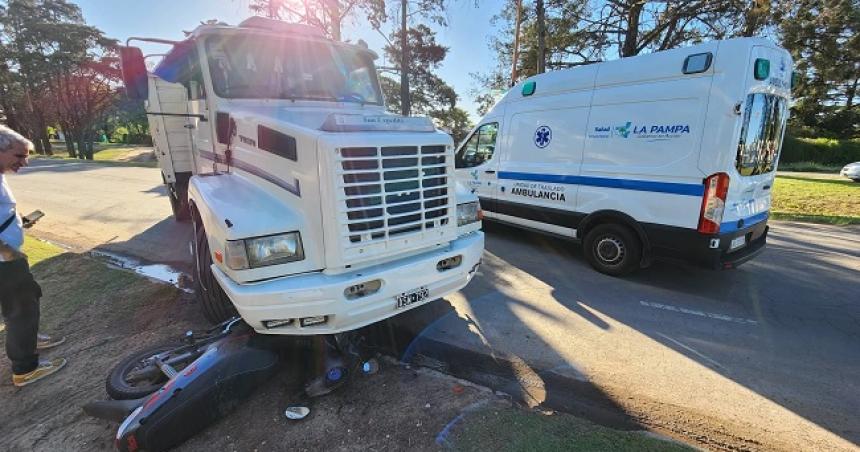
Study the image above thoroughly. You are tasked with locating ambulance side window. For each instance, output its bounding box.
[456,122,498,168]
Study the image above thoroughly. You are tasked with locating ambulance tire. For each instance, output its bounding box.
[194,222,238,324]
[583,223,642,276]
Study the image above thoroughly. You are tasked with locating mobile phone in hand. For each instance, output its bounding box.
[22,210,44,228]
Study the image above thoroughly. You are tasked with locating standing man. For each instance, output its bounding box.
[0,125,66,387]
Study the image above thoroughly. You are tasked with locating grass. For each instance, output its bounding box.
[771,174,860,225]
[446,406,690,452]
[21,236,65,266]
[18,237,183,334]
[31,142,157,168]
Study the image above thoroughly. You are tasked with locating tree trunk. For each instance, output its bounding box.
[64,133,76,158]
[39,128,52,155]
[327,0,342,41]
[400,0,411,116]
[621,1,644,57]
[846,77,858,110]
[87,130,95,159]
[511,0,523,84]
[742,0,769,37]
[77,133,87,160]
[33,134,44,154]
[536,0,546,74]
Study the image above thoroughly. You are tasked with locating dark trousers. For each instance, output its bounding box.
[0,259,41,375]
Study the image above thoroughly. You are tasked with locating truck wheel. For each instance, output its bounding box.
[169,184,191,222]
[583,223,642,276]
[162,174,191,222]
[193,222,238,324]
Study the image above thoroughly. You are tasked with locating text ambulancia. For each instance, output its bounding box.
[455,38,792,276]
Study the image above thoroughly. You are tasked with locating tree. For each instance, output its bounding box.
[778,0,859,137]
[379,24,472,140]
[47,53,121,159]
[249,0,388,41]
[0,0,110,153]
[472,1,785,115]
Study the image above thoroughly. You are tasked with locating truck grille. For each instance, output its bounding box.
[335,145,452,247]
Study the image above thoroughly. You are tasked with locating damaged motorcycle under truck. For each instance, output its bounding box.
[84,17,484,451]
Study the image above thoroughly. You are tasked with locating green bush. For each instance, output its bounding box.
[777,161,843,172]
[780,136,860,165]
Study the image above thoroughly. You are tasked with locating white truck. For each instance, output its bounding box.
[456,38,792,276]
[119,17,484,333]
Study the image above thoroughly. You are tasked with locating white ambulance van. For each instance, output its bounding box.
[456,38,793,275]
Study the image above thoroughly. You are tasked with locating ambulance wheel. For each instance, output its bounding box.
[583,223,642,276]
[193,221,238,324]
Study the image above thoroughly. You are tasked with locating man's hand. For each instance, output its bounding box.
[0,239,26,262]
[22,210,44,229]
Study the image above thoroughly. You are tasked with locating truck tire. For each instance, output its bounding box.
[193,222,238,324]
[162,173,191,222]
[583,223,642,276]
[169,184,191,222]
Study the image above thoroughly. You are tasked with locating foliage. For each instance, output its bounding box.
[470,0,859,139]
[380,23,472,141]
[0,0,119,157]
[47,53,122,158]
[777,0,860,137]
[776,161,843,173]
[249,2,473,139]
[780,136,860,165]
[249,0,380,41]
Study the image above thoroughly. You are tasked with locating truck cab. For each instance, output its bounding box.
[119,17,484,334]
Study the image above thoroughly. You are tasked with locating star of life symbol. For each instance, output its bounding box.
[534,126,552,148]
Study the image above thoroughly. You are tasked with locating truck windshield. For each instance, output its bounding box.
[735,93,788,176]
[205,35,382,104]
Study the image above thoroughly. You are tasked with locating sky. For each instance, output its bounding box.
[75,0,508,121]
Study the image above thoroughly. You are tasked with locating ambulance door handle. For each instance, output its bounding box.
[484,170,496,174]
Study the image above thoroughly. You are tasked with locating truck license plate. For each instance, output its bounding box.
[730,236,746,251]
[396,287,429,309]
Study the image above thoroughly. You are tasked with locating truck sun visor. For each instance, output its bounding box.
[153,41,196,83]
[320,114,436,133]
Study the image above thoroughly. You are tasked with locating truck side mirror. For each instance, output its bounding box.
[119,46,149,100]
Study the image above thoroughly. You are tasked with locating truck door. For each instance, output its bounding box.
[454,121,501,212]
[147,76,195,181]
[723,46,791,233]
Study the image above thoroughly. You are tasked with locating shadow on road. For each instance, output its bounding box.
[96,217,194,271]
[464,221,860,449]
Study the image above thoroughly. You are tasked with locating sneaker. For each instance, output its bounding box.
[12,358,67,387]
[36,333,66,350]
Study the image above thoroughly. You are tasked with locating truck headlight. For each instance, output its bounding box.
[457,202,482,226]
[225,232,304,270]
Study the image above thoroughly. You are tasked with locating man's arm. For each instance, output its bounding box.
[0,237,26,262]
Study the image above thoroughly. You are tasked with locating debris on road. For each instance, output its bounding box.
[285,406,310,420]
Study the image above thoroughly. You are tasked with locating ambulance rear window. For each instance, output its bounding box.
[736,93,788,176]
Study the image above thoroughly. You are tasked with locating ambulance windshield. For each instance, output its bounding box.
[205,35,382,104]
[736,93,788,176]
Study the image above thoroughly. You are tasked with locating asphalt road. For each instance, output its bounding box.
[10,160,860,451]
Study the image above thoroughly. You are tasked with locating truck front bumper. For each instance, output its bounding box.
[212,232,484,335]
